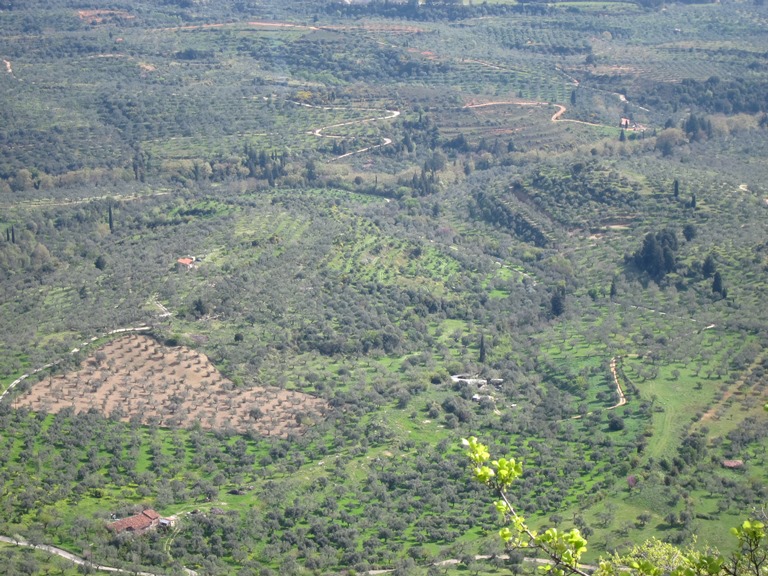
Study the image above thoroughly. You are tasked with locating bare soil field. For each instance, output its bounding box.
[77,9,134,24]
[13,335,329,437]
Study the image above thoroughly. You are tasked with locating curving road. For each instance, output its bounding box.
[464,100,604,128]
[0,535,165,575]
[289,100,400,160]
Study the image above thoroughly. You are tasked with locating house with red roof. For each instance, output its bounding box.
[177,257,195,270]
[108,509,161,535]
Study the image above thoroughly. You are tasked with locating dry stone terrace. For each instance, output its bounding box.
[13,334,328,437]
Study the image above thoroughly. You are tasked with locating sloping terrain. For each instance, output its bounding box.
[14,334,328,437]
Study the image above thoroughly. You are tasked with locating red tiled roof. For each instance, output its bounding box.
[108,509,161,533]
[177,258,194,266]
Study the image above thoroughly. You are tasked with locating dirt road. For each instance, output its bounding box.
[289,100,400,160]
[0,535,166,576]
[464,101,603,128]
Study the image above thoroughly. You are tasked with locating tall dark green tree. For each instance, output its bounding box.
[108,204,114,234]
[479,334,486,363]
[712,271,724,296]
[550,288,566,317]
[305,160,317,183]
[703,254,716,278]
[674,179,679,198]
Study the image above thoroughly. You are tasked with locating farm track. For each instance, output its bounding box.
[609,356,628,409]
[0,533,593,576]
[289,100,400,160]
[570,356,628,421]
[464,100,604,128]
[150,293,172,318]
[0,535,172,576]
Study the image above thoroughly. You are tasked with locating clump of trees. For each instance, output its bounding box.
[629,229,679,283]
[639,76,768,115]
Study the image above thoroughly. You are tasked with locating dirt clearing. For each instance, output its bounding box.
[13,334,329,437]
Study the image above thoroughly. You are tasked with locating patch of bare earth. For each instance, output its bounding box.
[77,9,134,24]
[14,335,328,438]
[77,10,135,24]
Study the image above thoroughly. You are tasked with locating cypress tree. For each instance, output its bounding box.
[702,254,716,278]
[108,204,114,233]
[551,289,566,317]
[712,272,724,295]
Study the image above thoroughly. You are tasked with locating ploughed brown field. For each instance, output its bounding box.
[14,334,329,437]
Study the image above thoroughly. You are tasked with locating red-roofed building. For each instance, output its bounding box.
[177,257,194,270]
[108,509,161,534]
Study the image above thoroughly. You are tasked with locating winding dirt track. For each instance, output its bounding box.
[0,533,595,576]
[290,100,400,160]
[609,356,628,409]
[569,356,627,421]
[464,101,603,128]
[0,535,169,576]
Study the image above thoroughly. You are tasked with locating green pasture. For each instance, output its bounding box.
[622,352,726,461]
